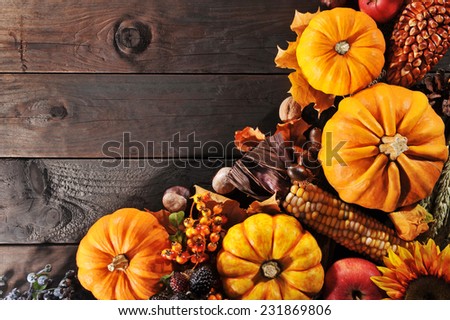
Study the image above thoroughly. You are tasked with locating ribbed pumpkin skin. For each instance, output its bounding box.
[76,208,172,300]
[319,83,448,212]
[297,8,385,96]
[216,213,324,300]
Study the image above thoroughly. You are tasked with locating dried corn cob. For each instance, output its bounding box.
[282,182,411,262]
[386,0,450,87]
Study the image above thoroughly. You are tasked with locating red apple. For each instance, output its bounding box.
[358,0,404,24]
[322,257,385,300]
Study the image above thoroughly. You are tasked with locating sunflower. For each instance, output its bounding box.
[371,239,450,299]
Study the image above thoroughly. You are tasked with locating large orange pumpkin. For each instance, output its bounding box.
[76,208,172,299]
[319,83,448,212]
[216,213,324,299]
[297,7,385,96]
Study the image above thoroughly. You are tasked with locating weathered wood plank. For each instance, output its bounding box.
[0,0,448,74]
[0,74,287,158]
[0,0,315,73]
[0,159,220,244]
[0,244,79,297]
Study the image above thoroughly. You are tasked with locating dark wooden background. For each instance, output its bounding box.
[0,0,449,295]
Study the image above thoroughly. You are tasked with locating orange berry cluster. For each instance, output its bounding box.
[207,288,224,300]
[161,193,227,265]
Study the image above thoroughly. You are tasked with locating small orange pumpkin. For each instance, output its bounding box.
[319,83,448,212]
[76,208,172,300]
[216,213,324,299]
[297,7,385,96]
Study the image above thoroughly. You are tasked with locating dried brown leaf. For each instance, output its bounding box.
[290,8,320,37]
[247,193,282,215]
[288,70,335,115]
[275,39,300,70]
[234,126,266,152]
[194,185,247,226]
[275,118,310,148]
[388,204,434,241]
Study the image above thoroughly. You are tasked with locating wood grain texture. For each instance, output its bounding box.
[0,0,447,74]
[0,0,315,73]
[0,159,219,244]
[0,74,287,158]
[0,245,80,296]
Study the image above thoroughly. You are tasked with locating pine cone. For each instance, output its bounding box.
[414,69,450,116]
[386,0,450,87]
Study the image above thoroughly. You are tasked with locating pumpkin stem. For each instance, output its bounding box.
[335,40,350,55]
[108,254,129,272]
[379,133,409,161]
[260,260,281,279]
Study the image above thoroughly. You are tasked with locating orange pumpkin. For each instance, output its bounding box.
[319,83,448,212]
[216,213,324,299]
[297,7,385,96]
[76,208,172,300]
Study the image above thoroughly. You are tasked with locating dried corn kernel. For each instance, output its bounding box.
[282,182,411,262]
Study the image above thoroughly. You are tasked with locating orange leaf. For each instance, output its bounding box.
[145,208,178,234]
[275,39,300,70]
[234,126,266,152]
[275,118,310,149]
[288,70,335,115]
[388,204,434,241]
[246,194,282,215]
[290,8,320,37]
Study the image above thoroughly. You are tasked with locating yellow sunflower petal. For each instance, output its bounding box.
[397,245,414,262]
[374,239,449,299]
[385,248,404,268]
[412,242,428,275]
[371,275,405,299]
[387,289,406,300]
[420,239,439,272]
[438,245,450,281]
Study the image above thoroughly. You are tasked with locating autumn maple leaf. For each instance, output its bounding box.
[288,71,335,115]
[274,118,310,150]
[275,8,334,116]
[234,126,266,152]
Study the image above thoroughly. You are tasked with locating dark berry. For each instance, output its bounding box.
[169,292,190,300]
[169,272,190,293]
[189,265,215,296]
[149,288,172,300]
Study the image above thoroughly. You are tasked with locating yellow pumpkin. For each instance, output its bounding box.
[319,83,448,212]
[76,208,172,299]
[216,213,324,299]
[297,7,385,96]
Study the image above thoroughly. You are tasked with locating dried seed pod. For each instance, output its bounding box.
[279,96,302,122]
[412,68,450,115]
[386,0,450,87]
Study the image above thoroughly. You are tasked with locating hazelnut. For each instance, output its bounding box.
[320,0,347,9]
[162,186,190,212]
[212,167,235,194]
[279,96,302,122]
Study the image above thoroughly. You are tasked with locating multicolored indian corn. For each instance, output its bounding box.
[282,182,411,262]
